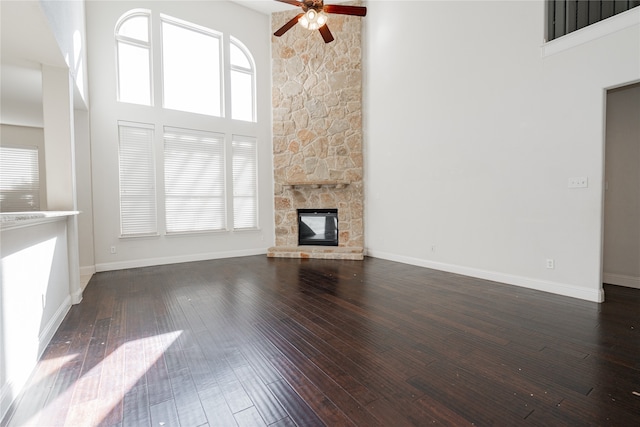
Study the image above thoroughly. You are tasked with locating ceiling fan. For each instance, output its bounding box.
[273,0,367,44]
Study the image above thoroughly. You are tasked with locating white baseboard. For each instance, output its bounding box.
[603,272,640,289]
[95,248,268,272]
[38,295,72,356]
[79,265,95,277]
[79,265,95,291]
[366,250,604,303]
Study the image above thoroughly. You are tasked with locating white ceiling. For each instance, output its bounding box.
[0,1,66,68]
[229,0,296,14]
[229,0,356,15]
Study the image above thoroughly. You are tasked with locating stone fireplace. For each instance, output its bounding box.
[267,4,364,260]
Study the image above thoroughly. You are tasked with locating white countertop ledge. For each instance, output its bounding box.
[1,211,80,230]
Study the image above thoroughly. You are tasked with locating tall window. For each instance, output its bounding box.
[115,11,152,105]
[115,10,258,236]
[0,146,40,212]
[161,17,223,116]
[164,128,226,233]
[230,38,256,122]
[232,136,258,229]
[118,122,157,236]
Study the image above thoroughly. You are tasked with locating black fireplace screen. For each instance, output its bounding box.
[298,209,338,246]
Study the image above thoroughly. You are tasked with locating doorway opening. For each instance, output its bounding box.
[602,82,640,290]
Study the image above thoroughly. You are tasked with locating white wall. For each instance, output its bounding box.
[1,0,89,416]
[86,1,274,271]
[37,0,94,280]
[39,0,89,107]
[74,108,95,278]
[364,1,640,302]
[1,217,73,421]
[603,83,640,288]
[1,0,91,286]
[0,64,44,128]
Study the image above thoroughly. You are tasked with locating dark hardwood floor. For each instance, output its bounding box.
[3,256,639,426]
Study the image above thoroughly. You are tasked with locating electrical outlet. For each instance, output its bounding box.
[546,259,555,269]
[110,246,117,254]
[568,176,588,188]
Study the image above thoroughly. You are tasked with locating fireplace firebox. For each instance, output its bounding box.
[298,209,338,246]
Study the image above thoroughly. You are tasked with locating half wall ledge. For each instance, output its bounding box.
[267,245,364,260]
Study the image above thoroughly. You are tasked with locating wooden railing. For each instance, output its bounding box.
[547,0,640,41]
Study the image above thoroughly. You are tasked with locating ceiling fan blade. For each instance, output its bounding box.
[275,0,303,7]
[274,13,304,37]
[323,4,367,17]
[319,24,334,43]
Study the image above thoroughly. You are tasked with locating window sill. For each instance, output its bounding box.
[165,229,228,237]
[119,233,160,239]
[542,7,639,57]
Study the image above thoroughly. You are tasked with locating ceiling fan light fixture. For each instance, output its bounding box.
[273,0,366,43]
[299,9,328,31]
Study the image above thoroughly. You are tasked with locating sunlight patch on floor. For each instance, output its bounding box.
[22,331,182,426]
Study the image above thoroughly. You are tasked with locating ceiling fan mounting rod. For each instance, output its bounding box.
[302,0,322,12]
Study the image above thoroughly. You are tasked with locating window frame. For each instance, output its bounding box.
[114,9,261,238]
[163,127,227,234]
[117,121,159,237]
[0,144,42,212]
[159,14,225,117]
[230,37,257,122]
[232,135,259,230]
[115,9,153,106]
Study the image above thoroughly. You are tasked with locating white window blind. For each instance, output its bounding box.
[164,128,226,233]
[232,136,258,229]
[118,122,158,236]
[0,146,40,212]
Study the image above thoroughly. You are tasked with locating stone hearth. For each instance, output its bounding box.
[268,3,364,260]
[267,245,363,260]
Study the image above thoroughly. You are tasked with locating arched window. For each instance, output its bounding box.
[115,10,152,106]
[114,10,259,235]
[230,37,256,122]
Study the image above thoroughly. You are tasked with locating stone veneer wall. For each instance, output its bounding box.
[270,3,364,257]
